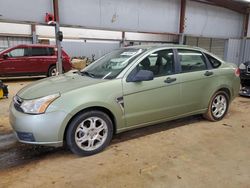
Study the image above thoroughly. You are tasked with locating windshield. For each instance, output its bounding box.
[0,48,7,53]
[81,48,144,79]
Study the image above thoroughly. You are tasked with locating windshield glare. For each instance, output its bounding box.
[82,48,144,79]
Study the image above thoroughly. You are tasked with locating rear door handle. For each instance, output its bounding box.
[164,77,177,83]
[204,71,213,76]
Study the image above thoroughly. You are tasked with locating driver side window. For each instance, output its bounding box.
[7,48,28,57]
[138,49,174,77]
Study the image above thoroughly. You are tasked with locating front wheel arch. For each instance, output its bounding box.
[66,110,114,155]
[63,106,117,143]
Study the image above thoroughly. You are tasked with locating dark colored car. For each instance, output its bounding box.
[239,61,250,97]
[0,44,72,77]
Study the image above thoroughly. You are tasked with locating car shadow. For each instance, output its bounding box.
[0,76,45,82]
[0,115,203,170]
[112,115,202,144]
[0,133,67,170]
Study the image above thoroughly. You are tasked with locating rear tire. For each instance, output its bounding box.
[48,65,57,77]
[203,91,229,121]
[66,110,113,156]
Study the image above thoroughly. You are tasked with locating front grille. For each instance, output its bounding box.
[13,95,24,113]
[16,131,35,142]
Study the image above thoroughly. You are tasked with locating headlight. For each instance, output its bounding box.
[239,63,246,70]
[20,93,60,114]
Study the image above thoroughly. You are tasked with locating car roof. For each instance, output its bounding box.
[14,44,56,48]
[123,44,225,62]
[0,44,58,55]
[125,44,206,51]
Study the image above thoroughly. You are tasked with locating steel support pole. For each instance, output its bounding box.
[120,31,125,47]
[179,0,186,44]
[54,22,63,75]
[179,33,185,45]
[53,0,62,75]
[239,13,249,66]
[31,24,37,44]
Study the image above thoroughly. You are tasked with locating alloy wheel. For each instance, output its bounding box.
[211,94,227,119]
[51,68,57,76]
[74,117,108,151]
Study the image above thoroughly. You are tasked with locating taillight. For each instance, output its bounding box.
[235,68,240,77]
[65,56,71,63]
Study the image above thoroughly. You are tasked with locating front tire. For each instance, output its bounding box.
[66,111,113,156]
[203,91,229,121]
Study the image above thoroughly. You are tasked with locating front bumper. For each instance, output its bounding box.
[9,102,68,147]
[239,87,250,97]
[240,71,250,86]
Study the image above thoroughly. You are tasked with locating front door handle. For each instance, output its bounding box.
[164,77,177,83]
[204,71,213,76]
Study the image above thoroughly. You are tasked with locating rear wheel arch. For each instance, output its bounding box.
[48,64,56,70]
[47,64,65,76]
[207,87,231,103]
[203,89,230,121]
[47,64,56,77]
[217,88,231,101]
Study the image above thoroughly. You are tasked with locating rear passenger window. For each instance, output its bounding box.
[178,49,207,73]
[48,48,55,56]
[205,54,221,68]
[31,47,49,56]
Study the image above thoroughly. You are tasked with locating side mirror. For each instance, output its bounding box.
[129,70,154,82]
[2,53,9,59]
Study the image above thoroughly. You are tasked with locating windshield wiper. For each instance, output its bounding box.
[81,71,96,78]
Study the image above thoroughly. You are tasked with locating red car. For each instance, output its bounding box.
[0,44,71,77]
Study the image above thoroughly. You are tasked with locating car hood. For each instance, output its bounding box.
[17,71,107,100]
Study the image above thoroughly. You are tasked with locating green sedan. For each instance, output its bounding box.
[10,45,240,156]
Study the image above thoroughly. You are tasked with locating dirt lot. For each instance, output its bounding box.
[0,78,250,188]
